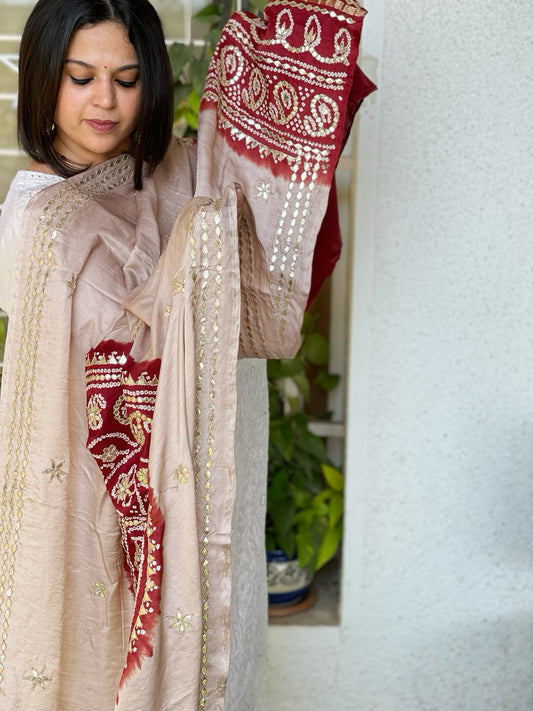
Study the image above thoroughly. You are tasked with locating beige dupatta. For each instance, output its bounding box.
[0,1,374,708]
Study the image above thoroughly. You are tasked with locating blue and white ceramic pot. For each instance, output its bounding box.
[266,549,312,606]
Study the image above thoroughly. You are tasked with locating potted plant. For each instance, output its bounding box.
[266,312,344,606]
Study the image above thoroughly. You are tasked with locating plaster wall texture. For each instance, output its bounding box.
[268,1,533,709]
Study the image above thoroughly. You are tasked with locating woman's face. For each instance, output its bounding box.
[53,21,142,168]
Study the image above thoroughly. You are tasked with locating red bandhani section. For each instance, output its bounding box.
[202,0,376,183]
[307,178,342,306]
[85,341,164,693]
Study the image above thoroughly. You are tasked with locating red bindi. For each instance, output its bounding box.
[104,65,107,69]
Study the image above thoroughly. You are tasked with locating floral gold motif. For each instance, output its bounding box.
[169,609,194,635]
[256,180,273,201]
[113,472,135,502]
[24,666,51,690]
[173,465,191,485]
[91,582,108,599]
[43,459,66,482]
[101,445,118,463]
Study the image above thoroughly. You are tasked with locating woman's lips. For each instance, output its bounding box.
[85,119,118,132]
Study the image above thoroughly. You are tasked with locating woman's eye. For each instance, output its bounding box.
[70,76,91,86]
[116,79,138,88]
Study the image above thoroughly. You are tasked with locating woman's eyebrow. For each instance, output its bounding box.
[65,59,139,71]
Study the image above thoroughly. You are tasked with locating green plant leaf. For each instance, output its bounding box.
[294,421,327,462]
[183,108,199,131]
[206,28,222,49]
[292,372,310,401]
[173,82,193,107]
[313,489,332,505]
[265,532,277,551]
[301,332,329,365]
[187,89,202,115]
[314,371,340,391]
[328,492,344,529]
[267,359,283,379]
[193,3,223,23]
[321,463,344,492]
[297,517,328,574]
[295,528,316,573]
[293,509,313,527]
[275,531,296,559]
[249,0,268,11]
[309,496,329,518]
[300,310,319,336]
[190,59,211,96]
[168,42,195,79]
[268,389,284,419]
[315,522,343,571]
[269,498,296,538]
[276,358,302,378]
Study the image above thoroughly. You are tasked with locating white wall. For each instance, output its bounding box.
[268,1,533,709]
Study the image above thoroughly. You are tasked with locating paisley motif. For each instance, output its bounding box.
[201,0,375,179]
[303,15,322,50]
[218,45,245,87]
[275,8,294,42]
[242,67,267,111]
[333,27,352,63]
[303,94,340,137]
[269,81,299,125]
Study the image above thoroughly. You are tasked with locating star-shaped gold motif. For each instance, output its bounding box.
[169,609,193,634]
[65,273,78,296]
[24,666,51,690]
[44,459,66,482]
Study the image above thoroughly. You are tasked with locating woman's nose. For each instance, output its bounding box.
[93,78,116,109]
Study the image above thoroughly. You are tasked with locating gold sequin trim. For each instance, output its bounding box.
[187,201,224,708]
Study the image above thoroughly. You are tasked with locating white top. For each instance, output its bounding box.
[0,171,63,313]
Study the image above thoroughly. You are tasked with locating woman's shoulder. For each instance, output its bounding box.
[150,137,197,195]
[166,136,197,170]
[27,158,56,175]
[4,168,63,213]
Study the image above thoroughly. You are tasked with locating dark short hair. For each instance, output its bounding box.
[18,0,173,189]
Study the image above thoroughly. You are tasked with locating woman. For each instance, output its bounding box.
[0,0,374,708]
